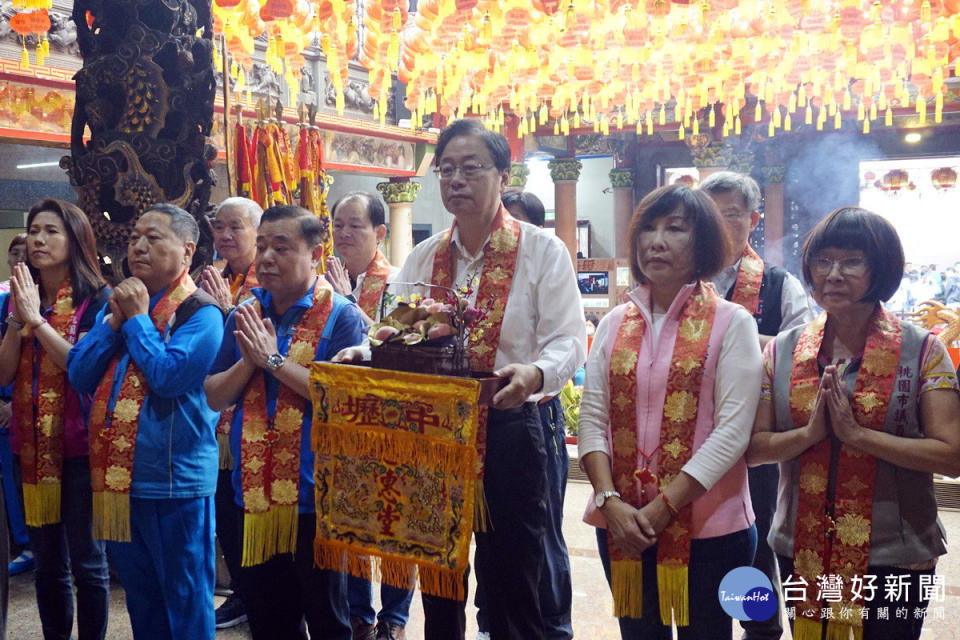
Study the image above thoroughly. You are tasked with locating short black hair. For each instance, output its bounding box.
[435,119,510,172]
[145,203,199,244]
[802,206,904,303]
[628,185,730,284]
[330,192,386,228]
[260,205,324,248]
[501,190,546,227]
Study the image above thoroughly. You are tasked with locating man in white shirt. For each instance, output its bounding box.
[337,119,586,639]
[701,171,814,640]
[325,192,400,326]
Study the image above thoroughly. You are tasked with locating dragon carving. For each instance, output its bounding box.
[60,0,216,277]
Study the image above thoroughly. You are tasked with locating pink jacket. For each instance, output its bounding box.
[583,283,754,539]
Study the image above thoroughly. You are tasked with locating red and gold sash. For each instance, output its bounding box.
[430,206,521,530]
[240,281,333,566]
[217,262,260,470]
[89,271,197,541]
[13,280,83,526]
[789,308,901,640]
[607,283,718,625]
[729,245,764,315]
[356,250,392,319]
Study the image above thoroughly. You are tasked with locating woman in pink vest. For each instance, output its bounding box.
[579,184,762,638]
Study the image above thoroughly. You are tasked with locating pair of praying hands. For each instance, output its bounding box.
[233,305,279,370]
[7,263,45,329]
[807,364,865,448]
[107,278,150,332]
[200,266,234,311]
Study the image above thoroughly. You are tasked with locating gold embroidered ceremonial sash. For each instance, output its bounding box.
[89,271,196,541]
[789,308,901,640]
[240,281,332,566]
[607,283,718,625]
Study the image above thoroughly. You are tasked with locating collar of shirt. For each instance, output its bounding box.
[711,257,744,298]
[448,226,491,305]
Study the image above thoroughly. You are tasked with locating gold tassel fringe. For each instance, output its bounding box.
[241,504,298,567]
[472,482,489,532]
[217,432,234,471]
[826,620,861,640]
[794,617,823,640]
[314,537,463,599]
[657,563,689,626]
[22,481,60,527]
[418,565,466,600]
[313,424,472,478]
[611,560,644,619]
[92,491,131,542]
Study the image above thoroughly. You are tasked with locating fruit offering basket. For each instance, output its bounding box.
[368,281,481,376]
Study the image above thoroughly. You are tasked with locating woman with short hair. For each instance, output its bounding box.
[579,184,762,638]
[747,207,960,640]
[0,199,110,640]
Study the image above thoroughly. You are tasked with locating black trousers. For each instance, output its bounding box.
[422,403,548,639]
[237,510,351,640]
[740,463,784,640]
[214,469,242,590]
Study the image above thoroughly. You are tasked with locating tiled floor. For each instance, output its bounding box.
[6,471,960,638]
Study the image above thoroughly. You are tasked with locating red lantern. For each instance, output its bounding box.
[875,169,916,193]
[214,0,243,7]
[931,167,957,191]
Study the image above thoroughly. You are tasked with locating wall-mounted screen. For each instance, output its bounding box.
[577,271,609,295]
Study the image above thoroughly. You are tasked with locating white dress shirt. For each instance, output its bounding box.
[711,257,814,335]
[577,289,762,491]
[390,219,587,400]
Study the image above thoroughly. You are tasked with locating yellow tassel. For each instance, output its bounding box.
[611,560,644,619]
[92,491,131,542]
[657,563,689,626]
[217,432,234,471]
[22,481,61,527]
[418,565,466,600]
[241,504,298,567]
[20,45,29,69]
[473,482,489,532]
[794,617,823,640]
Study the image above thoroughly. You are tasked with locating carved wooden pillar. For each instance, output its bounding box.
[759,166,786,267]
[548,158,582,264]
[377,177,421,266]
[609,168,634,260]
[64,0,216,275]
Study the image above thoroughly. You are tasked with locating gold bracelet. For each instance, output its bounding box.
[660,492,680,518]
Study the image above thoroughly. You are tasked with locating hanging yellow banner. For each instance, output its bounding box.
[310,362,481,600]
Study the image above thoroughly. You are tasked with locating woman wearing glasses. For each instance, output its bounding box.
[747,207,960,640]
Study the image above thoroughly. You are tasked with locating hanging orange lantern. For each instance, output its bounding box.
[876,169,916,193]
[931,167,958,190]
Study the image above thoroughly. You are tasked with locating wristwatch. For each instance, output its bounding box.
[595,489,621,509]
[266,353,286,372]
[5,313,24,331]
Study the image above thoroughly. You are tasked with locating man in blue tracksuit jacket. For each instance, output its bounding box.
[67,204,223,640]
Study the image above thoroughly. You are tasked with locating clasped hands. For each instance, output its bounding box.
[807,364,864,448]
[602,495,673,557]
[8,262,43,328]
[233,304,279,370]
[106,278,151,331]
